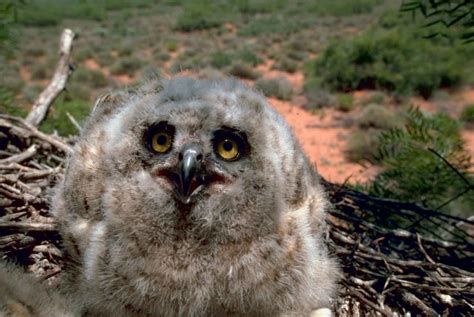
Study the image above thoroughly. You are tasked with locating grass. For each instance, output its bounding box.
[0,88,28,118]
[41,98,91,136]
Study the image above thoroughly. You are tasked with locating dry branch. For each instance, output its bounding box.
[25,28,75,127]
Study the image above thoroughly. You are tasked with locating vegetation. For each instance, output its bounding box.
[311,28,472,98]
[255,77,293,101]
[460,105,474,125]
[363,108,473,217]
[40,98,91,136]
[400,0,474,42]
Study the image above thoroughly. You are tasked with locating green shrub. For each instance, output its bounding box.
[355,104,403,130]
[65,83,93,101]
[210,51,233,69]
[255,77,293,100]
[312,28,468,97]
[236,48,262,66]
[345,129,381,164]
[335,93,354,112]
[366,108,473,216]
[234,0,284,14]
[238,17,307,36]
[304,0,382,16]
[175,1,222,32]
[228,62,261,80]
[272,57,298,73]
[72,68,107,88]
[18,1,105,26]
[165,40,178,52]
[110,57,143,76]
[303,88,337,111]
[75,47,94,62]
[17,0,153,27]
[460,105,474,124]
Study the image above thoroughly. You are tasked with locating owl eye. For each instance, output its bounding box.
[213,130,247,161]
[148,122,175,154]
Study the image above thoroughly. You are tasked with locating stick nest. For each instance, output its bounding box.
[0,114,472,316]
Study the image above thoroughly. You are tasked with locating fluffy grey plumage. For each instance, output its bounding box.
[0,262,76,316]
[52,77,338,316]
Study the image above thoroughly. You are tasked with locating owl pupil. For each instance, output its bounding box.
[223,140,233,151]
[157,135,167,145]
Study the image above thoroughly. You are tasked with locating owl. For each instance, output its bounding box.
[0,262,76,316]
[52,77,339,316]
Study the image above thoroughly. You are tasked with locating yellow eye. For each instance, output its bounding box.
[216,138,239,161]
[151,131,173,153]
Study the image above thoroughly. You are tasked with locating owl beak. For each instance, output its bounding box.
[177,146,204,201]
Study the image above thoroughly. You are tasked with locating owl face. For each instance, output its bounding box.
[94,79,294,242]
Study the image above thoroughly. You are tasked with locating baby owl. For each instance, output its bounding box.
[52,77,338,316]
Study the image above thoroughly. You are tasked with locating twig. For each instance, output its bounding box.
[0,222,57,232]
[25,29,75,127]
[0,145,37,164]
[66,111,82,132]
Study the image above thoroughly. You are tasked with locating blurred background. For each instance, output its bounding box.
[1,0,473,218]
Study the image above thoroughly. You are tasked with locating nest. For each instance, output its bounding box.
[0,114,472,316]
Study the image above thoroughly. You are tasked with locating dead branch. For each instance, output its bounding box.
[25,29,75,127]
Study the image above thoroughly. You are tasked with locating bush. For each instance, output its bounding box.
[236,48,262,66]
[235,0,284,14]
[460,105,474,125]
[355,104,403,130]
[335,93,354,112]
[72,68,108,88]
[312,28,468,97]
[110,57,143,76]
[228,62,261,80]
[255,77,293,100]
[366,108,473,216]
[18,1,105,26]
[272,57,298,73]
[238,17,307,36]
[210,51,233,69]
[303,81,337,111]
[345,129,381,164]
[175,2,222,32]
